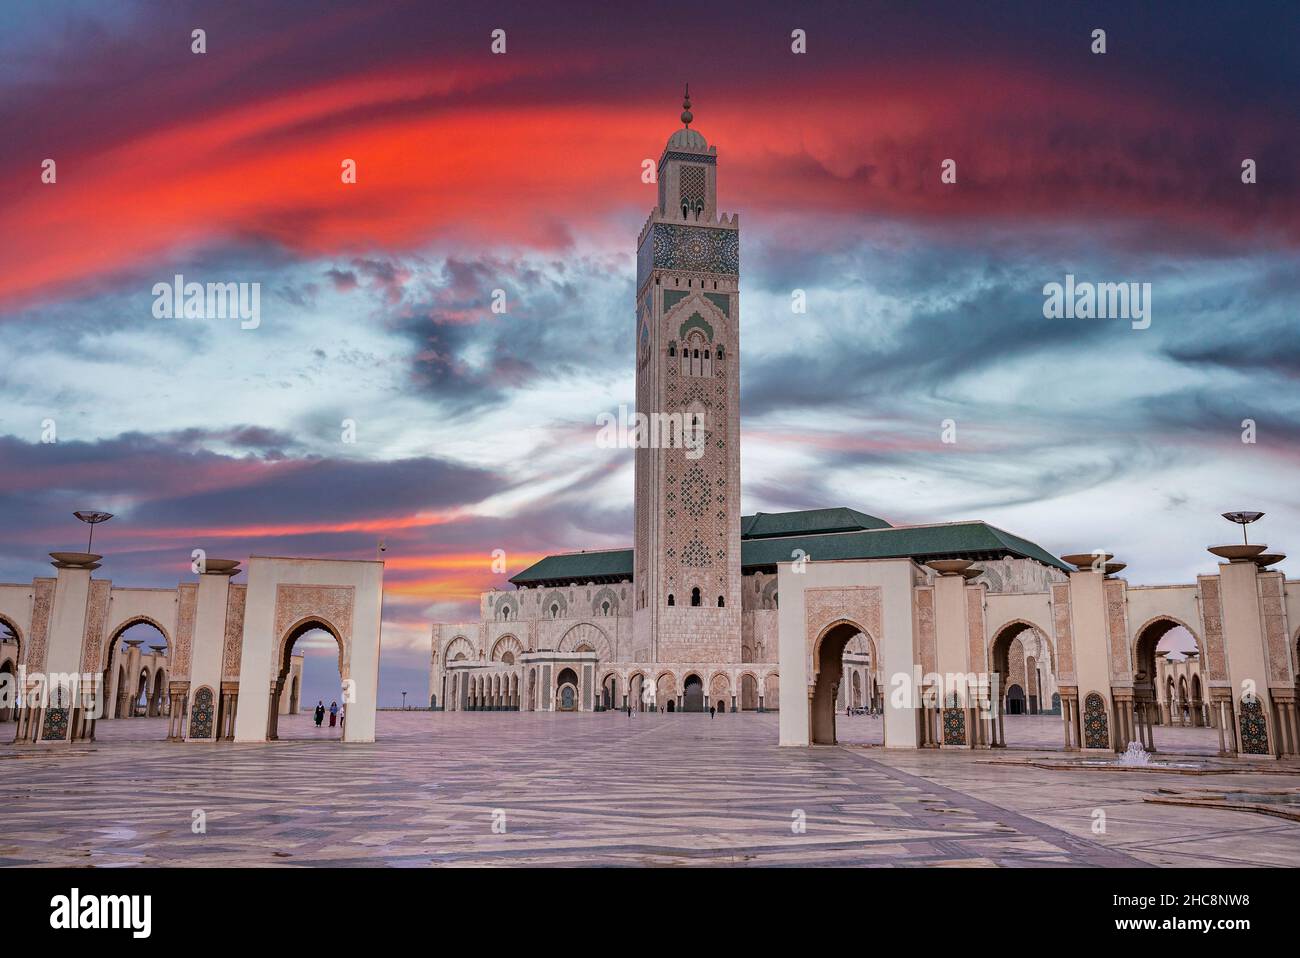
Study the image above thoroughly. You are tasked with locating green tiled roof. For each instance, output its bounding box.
[509,548,633,585]
[508,510,1068,586]
[739,521,1070,572]
[740,507,891,538]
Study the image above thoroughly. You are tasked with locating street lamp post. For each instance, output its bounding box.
[73,511,114,552]
[1222,511,1264,545]
[402,691,408,710]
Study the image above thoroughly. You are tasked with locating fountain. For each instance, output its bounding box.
[1117,741,1152,766]
[1077,740,1203,770]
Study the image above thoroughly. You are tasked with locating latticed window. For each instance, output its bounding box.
[682,538,709,567]
[679,164,706,216]
[681,466,710,517]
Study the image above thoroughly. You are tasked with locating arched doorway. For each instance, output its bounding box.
[683,674,704,712]
[740,673,758,711]
[810,622,859,744]
[134,669,150,716]
[0,616,19,722]
[101,620,170,725]
[629,672,646,712]
[0,656,15,723]
[271,619,344,740]
[150,667,167,716]
[655,673,675,713]
[709,673,730,712]
[988,621,1058,745]
[764,672,780,711]
[556,667,579,712]
[1133,617,1209,748]
[601,673,619,710]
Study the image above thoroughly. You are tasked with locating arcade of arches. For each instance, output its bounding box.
[0,555,381,745]
[779,547,1300,758]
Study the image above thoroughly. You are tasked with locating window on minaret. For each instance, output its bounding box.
[717,595,725,608]
[668,341,676,357]
[679,164,706,218]
[667,593,675,606]
[690,587,701,607]
[682,332,711,377]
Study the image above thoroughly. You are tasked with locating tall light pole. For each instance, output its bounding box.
[402,690,408,710]
[73,511,114,552]
[1222,511,1264,545]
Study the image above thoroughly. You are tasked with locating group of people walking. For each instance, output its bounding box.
[313,700,343,728]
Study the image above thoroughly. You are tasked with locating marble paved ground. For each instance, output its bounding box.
[0,711,1296,867]
[836,712,1225,754]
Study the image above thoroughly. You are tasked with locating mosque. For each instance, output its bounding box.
[428,93,1300,758]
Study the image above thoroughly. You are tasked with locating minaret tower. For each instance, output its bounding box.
[632,87,742,665]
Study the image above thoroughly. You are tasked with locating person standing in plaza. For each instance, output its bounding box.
[329,700,338,727]
[314,701,325,727]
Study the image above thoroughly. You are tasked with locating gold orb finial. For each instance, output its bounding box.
[681,83,693,128]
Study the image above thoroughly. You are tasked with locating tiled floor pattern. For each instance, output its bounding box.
[0,712,1294,867]
[836,712,1226,754]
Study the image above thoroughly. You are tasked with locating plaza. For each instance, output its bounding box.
[1,711,1297,868]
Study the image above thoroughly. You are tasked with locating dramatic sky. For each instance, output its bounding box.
[1,0,1296,705]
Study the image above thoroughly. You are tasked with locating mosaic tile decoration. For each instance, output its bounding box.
[651,223,739,275]
[189,686,215,740]
[1238,697,1269,755]
[942,707,966,746]
[40,706,69,741]
[1083,692,1109,749]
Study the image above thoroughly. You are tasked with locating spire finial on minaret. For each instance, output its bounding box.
[681,83,693,128]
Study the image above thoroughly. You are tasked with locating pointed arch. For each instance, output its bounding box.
[557,622,611,661]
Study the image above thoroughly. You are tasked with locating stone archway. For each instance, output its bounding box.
[490,634,523,663]
[1132,615,1206,748]
[810,621,864,743]
[0,656,15,722]
[269,617,345,741]
[600,671,620,710]
[150,667,167,716]
[233,561,383,744]
[682,674,704,712]
[555,667,579,712]
[628,671,646,712]
[100,617,170,722]
[558,623,612,661]
[655,672,676,712]
[709,673,730,712]
[740,672,758,711]
[0,615,22,722]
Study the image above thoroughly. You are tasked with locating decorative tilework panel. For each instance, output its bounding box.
[651,223,739,275]
[189,686,215,740]
[1083,692,1109,749]
[943,707,966,745]
[1238,697,1269,755]
[41,706,69,741]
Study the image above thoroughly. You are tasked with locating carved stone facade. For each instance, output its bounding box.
[222,585,247,679]
[78,579,112,673]
[173,584,197,680]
